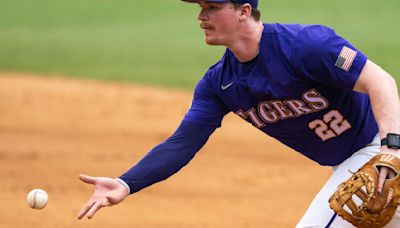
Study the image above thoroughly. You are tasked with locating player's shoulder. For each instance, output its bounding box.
[290,24,339,58]
[264,23,339,60]
[264,23,335,39]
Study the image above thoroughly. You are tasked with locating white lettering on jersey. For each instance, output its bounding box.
[235,88,329,128]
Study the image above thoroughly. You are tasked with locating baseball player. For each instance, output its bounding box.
[77,0,400,227]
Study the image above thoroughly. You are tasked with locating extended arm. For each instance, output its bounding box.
[119,120,217,193]
[353,59,400,192]
[77,120,217,219]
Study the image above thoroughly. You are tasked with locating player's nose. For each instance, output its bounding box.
[197,8,208,21]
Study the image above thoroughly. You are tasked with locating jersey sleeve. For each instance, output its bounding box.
[291,25,368,90]
[183,72,230,126]
[118,120,217,194]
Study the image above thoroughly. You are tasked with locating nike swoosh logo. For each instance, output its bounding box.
[221,82,235,90]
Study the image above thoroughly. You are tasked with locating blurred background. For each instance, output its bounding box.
[0,1,399,228]
[0,0,399,87]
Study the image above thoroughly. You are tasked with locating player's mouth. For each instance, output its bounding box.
[200,23,214,31]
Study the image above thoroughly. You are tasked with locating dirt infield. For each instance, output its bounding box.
[0,73,330,228]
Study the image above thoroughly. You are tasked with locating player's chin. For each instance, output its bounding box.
[203,36,223,46]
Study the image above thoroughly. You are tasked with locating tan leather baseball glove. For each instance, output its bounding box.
[329,154,400,227]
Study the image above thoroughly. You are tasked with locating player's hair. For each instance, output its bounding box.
[232,2,261,21]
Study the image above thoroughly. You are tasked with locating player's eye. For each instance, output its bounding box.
[207,5,220,11]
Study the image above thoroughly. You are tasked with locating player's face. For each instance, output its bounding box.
[197,1,241,46]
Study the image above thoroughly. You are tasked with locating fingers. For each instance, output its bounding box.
[77,200,108,219]
[79,174,96,184]
[378,167,388,194]
[388,169,396,179]
[377,166,397,194]
[77,174,114,220]
[86,201,103,219]
[77,201,96,219]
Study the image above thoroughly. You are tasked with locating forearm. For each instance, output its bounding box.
[362,61,400,138]
[354,60,400,137]
[370,83,400,139]
[119,121,217,194]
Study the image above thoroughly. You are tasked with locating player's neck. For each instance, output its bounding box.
[227,22,263,63]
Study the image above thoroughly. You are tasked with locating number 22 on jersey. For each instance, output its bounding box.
[308,110,352,141]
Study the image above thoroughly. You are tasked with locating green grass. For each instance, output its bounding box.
[0,0,399,88]
[265,0,400,81]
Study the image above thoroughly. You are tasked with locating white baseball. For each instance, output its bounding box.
[27,189,48,209]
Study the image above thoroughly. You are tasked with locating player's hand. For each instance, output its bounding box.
[77,174,129,219]
[377,149,399,194]
[378,167,396,194]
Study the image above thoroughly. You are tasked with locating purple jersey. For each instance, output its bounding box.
[183,23,378,166]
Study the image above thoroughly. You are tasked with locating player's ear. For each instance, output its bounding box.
[238,3,252,21]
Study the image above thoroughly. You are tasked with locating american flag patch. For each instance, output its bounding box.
[334,46,357,72]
